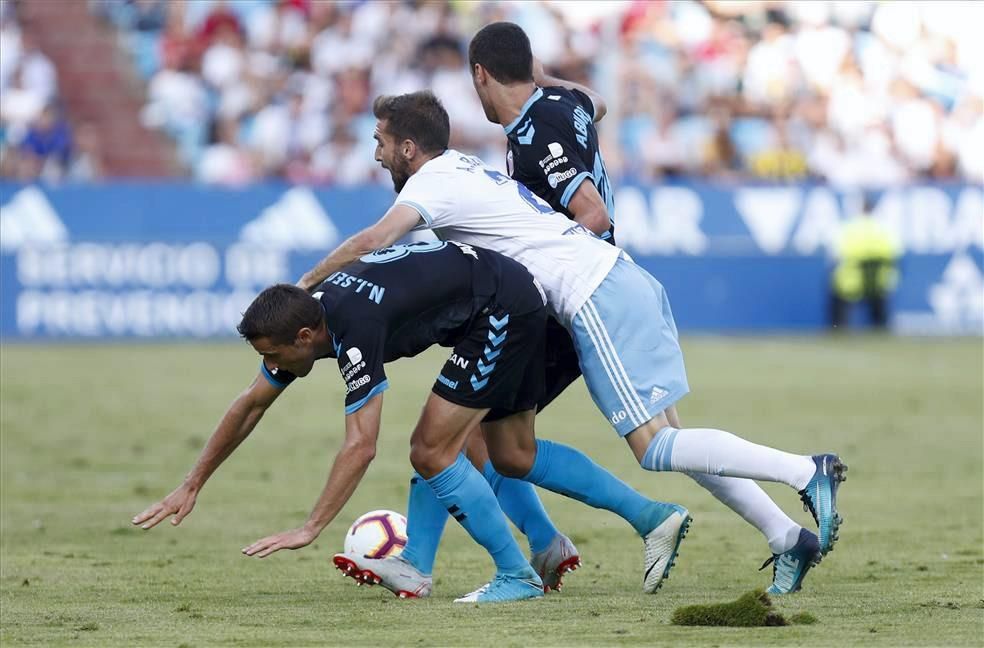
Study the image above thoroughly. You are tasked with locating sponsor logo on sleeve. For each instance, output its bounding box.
[548,168,577,188]
[346,347,363,364]
[346,374,372,393]
[538,142,569,174]
[342,361,366,381]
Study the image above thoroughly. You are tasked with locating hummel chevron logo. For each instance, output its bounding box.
[489,314,509,330]
[517,120,536,145]
[471,375,489,391]
[488,330,507,347]
[476,359,496,376]
[483,346,502,361]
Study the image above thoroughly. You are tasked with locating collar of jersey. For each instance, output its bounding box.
[503,87,543,135]
[320,300,342,358]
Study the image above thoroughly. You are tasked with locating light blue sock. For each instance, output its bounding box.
[400,472,448,575]
[482,460,558,554]
[640,426,679,472]
[524,439,672,536]
[426,454,530,576]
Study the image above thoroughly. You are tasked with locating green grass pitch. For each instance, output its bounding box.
[2,337,982,646]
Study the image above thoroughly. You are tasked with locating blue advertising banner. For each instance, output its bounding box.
[1,181,981,339]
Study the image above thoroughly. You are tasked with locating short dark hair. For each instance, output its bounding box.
[372,91,450,154]
[468,22,533,84]
[237,284,323,345]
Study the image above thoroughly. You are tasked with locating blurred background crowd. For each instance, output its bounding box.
[1,0,981,187]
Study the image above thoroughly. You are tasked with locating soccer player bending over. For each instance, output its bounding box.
[132,241,690,603]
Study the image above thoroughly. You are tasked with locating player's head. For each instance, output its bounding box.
[468,22,533,123]
[372,91,450,192]
[238,284,325,378]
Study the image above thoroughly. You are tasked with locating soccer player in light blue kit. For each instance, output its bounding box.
[462,21,848,595]
[299,91,847,601]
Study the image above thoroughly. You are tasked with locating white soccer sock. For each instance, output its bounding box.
[687,472,802,554]
[642,427,816,491]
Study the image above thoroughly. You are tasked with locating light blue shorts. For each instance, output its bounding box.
[570,254,689,436]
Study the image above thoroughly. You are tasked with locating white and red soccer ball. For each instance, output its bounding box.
[343,510,407,559]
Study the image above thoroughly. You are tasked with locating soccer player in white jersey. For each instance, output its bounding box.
[298,92,847,596]
[467,21,846,594]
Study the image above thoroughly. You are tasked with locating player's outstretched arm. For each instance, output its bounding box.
[242,393,384,558]
[131,374,284,530]
[296,205,423,292]
[532,57,607,122]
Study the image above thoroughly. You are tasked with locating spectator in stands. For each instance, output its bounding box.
[0,0,21,93]
[142,46,208,167]
[67,121,104,182]
[248,81,326,177]
[197,117,256,186]
[15,32,56,104]
[15,102,72,181]
[309,125,377,186]
[131,0,168,32]
[748,113,809,181]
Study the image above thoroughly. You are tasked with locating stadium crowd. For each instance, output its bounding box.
[1,0,981,187]
[0,0,104,181]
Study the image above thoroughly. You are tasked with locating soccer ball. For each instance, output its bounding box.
[343,509,407,559]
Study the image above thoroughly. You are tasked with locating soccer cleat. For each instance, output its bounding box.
[530,533,581,592]
[453,568,544,603]
[333,553,432,599]
[761,528,822,595]
[642,504,692,594]
[799,454,848,554]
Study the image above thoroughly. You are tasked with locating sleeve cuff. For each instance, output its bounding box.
[345,380,389,414]
[560,172,592,208]
[396,201,433,227]
[260,362,289,388]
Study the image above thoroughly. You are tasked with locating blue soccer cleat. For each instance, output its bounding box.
[642,504,692,594]
[799,454,848,554]
[453,568,544,603]
[761,528,822,595]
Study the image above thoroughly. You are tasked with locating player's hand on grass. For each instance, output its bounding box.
[132,482,199,530]
[242,526,318,558]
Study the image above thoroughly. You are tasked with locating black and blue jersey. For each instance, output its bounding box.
[503,86,616,242]
[260,241,546,417]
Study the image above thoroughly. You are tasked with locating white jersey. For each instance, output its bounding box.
[395,149,619,325]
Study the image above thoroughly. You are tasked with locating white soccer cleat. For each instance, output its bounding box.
[530,533,581,592]
[642,505,692,594]
[333,553,432,599]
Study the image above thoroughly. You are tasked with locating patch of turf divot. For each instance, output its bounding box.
[791,612,818,625]
[671,590,789,627]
